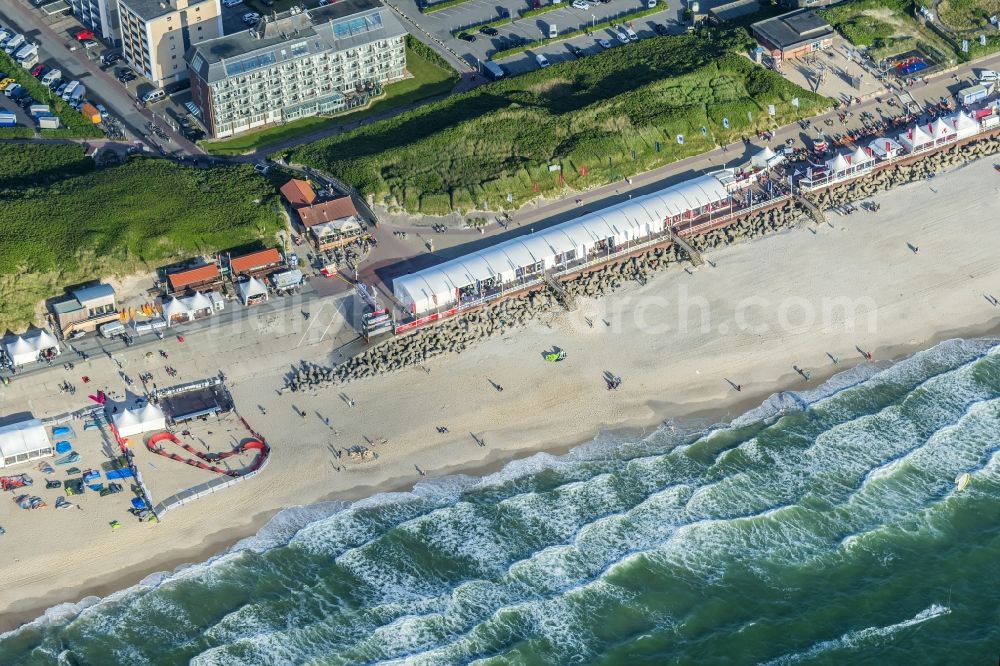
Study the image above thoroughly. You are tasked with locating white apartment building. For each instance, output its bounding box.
[185,0,407,138]
[117,0,224,87]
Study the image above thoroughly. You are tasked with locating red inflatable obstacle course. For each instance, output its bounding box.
[146,431,269,477]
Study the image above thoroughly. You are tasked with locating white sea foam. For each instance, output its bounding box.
[5,336,998,664]
[761,604,951,665]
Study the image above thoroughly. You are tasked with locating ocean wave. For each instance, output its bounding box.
[760,604,952,665]
[5,336,1000,664]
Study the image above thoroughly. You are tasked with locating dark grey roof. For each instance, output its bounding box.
[185,0,405,83]
[752,9,832,50]
[121,0,214,22]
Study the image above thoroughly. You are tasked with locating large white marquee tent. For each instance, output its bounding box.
[2,329,60,366]
[112,403,167,438]
[0,418,53,468]
[393,174,733,316]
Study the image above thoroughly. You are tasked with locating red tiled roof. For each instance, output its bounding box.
[280,179,317,209]
[230,248,282,274]
[298,196,359,228]
[168,264,219,291]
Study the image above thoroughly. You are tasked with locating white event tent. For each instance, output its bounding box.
[237,277,268,305]
[113,403,167,438]
[393,174,732,316]
[3,329,60,366]
[0,418,53,468]
[899,124,934,152]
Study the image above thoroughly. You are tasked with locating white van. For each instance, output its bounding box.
[548,23,557,39]
[141,88,166,103]
[4,34,24,54]
[979,69,999,83]
[99,320,126,338]
[624,27,638,41]
[535,53,550,68]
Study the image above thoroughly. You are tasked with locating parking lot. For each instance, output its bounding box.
[388,0,690,74]
[0,0,202,150]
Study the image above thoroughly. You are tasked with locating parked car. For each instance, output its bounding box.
[568,44,583,57]
[624,26,638,41]
[535,53,549,68]
[598,38,612,49]
[0,78,14,90]
[74,29,95,41]
[498,7,510,18]
[82,39,99,49]
[571,0,590,8]
[653,22,668,36]
[30,63,45,77]
[18,96,35,108]
[242,12,260,24]
[96,103,108,119]
[222,0,243,7]
[458,32,476,42]
[614,29,629,44]
[480,26,498,36]
[101,51,122,66]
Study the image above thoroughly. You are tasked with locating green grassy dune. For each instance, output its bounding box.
[285,28,830,215]
[0,145,282,330]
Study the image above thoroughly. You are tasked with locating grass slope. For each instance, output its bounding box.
[285,29,829,215]
[0,145,282,330]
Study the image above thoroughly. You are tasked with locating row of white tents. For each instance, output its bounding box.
[393,174,735,316]
[162,291,224,325]
[112,403,167,438]
[2,329,60,366]
[810,111,983,185]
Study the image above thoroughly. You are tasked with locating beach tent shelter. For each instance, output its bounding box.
[899,124,933,152]
[850,145,875,171]
[4,336,37,365]
[929,117,957,143]
[113,403,166,438]
[750,146,783,169]
[0,418,53,468]
[951,111,979,138]
[237,277,269,306]
[163,297,192,325]
[826,153,850,176]
[184,291,215,317]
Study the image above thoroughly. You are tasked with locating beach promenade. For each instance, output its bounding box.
[2,150,1000,631]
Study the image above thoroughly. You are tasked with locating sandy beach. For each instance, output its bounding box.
[1,153,1000,633]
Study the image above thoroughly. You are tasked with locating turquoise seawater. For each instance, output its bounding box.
[2,337,1000,665]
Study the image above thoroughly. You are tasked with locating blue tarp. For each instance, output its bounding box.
[105,468,134,480]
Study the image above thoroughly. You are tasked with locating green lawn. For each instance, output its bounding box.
[202,45,457,156]
[0,145,282,330]
[284,29,830,216]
